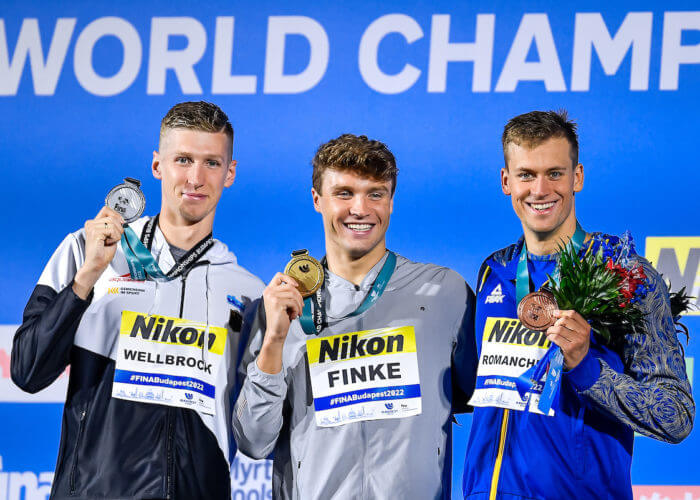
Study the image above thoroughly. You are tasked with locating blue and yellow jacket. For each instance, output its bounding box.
[462,234,694,500]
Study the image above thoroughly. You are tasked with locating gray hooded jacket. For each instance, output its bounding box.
[232,252,477,500]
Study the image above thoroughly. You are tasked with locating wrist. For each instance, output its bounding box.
[261,333,287,354]
[73,267,102,299]
[257,340,284,375]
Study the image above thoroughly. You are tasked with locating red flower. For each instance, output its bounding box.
[606,258,646,308]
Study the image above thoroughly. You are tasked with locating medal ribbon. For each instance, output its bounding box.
[514,222,586,414]
[299,251,397,335]
[120,214,214,282]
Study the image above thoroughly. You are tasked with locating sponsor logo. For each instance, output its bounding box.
[120,311,226,354]
[109,274,141,283]
[645,237,700,315]
[184,392,193,400]
[483,317,551,348]
[107,285,147,296]
[485,283,505,304]
[226,295,245,311]
[316,332,406,363]
[385,402,394,410]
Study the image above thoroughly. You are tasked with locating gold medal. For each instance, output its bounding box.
[284,249,324,298]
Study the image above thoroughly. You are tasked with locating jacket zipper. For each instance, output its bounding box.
[69,408,88,495]
[489,409,510,500]
[168,261,208,497]
[178,261,209,317]
[167,268,189,499]
[166,408,174,499]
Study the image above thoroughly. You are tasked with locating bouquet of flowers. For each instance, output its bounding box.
[546,232,692,351]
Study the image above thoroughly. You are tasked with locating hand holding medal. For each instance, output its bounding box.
[261,249,322,345]
[72,178,144,299]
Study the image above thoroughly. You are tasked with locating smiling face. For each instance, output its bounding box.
[312,169,393,261]
[152,128,236,227]
[502,136,583,246]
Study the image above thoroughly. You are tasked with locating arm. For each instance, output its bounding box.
[12,234,89,393]
[564,259,695,443]
[12,207,124,393]
[452,282,478,412]
[232,274,303,459]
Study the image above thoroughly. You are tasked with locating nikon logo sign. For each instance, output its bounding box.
[646,237,700,315]
[119,311,227,354]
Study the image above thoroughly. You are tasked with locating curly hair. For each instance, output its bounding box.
[502,110,579,168]
[312,134,398,194]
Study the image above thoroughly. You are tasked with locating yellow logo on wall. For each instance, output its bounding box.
[645,237,700,315]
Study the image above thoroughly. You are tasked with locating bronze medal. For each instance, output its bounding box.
[517,291,558,331]
[284,249,324,298]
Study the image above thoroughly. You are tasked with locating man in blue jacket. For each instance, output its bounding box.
[462,110,694,499]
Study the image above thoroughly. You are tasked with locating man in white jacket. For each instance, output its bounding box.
[12,101,264,499]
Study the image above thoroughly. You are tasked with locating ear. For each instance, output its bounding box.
[152,151,162,180]
[224,160,237,188]
[312,187,322,213]
[573,163,584,193]
[501,167,511,195]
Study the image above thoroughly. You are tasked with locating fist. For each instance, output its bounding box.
[262,273,304,344]
[73,206,125,299]
[545,310,591,370]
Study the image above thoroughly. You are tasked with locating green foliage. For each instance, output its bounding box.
[669,286,694,343]
[547,241,642,349]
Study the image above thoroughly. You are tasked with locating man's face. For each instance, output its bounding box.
[312,169,394,260]
[152,128,236,225]
[501,136,583,239]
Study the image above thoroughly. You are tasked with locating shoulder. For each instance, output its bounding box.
[209,240,266,295]
[391,253,470,298]
[475,242,520,293]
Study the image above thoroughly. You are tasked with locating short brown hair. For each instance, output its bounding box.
[502,110,579,168]
[160,101,234,156]
[312,134,398,195]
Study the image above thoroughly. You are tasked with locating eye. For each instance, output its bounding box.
[206,160,221,168]
[335,190,352,199]
[518,172,533,180]
[549,171,563,179]
[369,191,385,200]
[175,157,190,165]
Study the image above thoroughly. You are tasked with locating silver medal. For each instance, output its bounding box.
[105,177,145,223]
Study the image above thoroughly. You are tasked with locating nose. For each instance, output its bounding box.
[187,162,205,187]
[531,175,550,197]
[349,194,369,217]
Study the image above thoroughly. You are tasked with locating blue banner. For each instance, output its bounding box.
[2,1,699,498]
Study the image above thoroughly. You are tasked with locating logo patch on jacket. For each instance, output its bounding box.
[485,284,505,304]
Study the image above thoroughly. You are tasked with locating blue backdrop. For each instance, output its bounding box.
[1,1,699,498]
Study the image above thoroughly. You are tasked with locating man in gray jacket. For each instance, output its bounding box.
[233,134,477,499]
